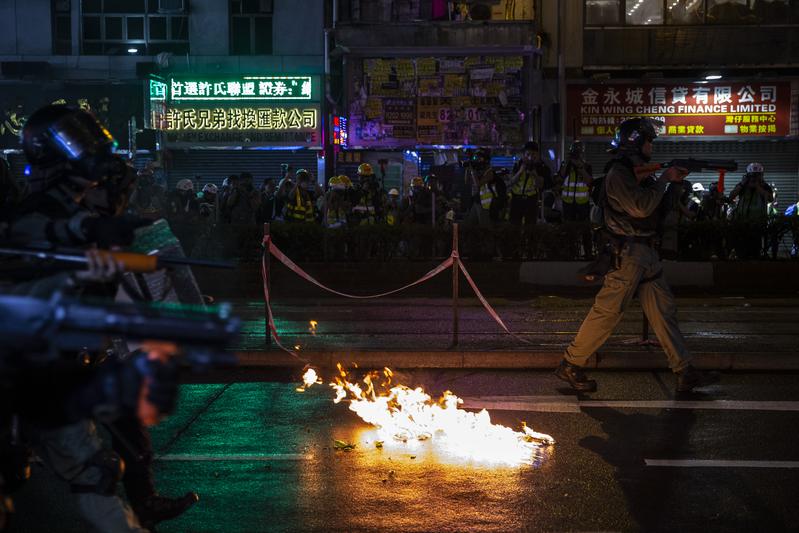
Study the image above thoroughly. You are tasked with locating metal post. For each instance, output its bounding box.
[264,222,271,348]
[451,223,459,348]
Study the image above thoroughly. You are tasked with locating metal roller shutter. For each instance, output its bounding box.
[165,150,320,190]
[584,140,799,206]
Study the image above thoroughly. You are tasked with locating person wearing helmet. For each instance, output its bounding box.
[225,172,261,225]
[5,105,197,532]
[463,148,495,227]
[386,188,401,226]
[167,178,200,221]
[509,141,550,226]
[197,183,218,219]
[284,169,315,223]
[129,166,167,220]
[322,175,351,228]
[352,162,385,225]
[556,117,713,394]
[406,176,433,225]
[729,162,773,259]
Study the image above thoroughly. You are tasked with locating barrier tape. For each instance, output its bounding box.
[261,237,308,362]
[268,240,454,299]
[458,259,533,345]
[261,234,532,351]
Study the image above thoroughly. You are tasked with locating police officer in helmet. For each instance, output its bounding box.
[555,117,715,393]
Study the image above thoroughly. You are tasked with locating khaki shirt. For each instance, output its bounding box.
[604,158,668,238]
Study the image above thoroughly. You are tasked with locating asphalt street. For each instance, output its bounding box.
[8,368,799,532]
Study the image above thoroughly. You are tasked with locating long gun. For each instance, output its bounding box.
[634,158,738,191]
[0,247,235,273]
[0,293,240,370]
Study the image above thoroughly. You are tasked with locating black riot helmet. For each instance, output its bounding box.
[609,117,657,158]
[21,105,119,181]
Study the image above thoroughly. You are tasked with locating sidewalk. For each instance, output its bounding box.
[230,295,799,371]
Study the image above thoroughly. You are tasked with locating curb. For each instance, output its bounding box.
[235,350,799,371]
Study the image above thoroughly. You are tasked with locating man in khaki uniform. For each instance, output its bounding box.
[555,117,712,393]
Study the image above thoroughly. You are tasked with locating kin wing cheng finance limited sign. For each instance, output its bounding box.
[567,82,791,138]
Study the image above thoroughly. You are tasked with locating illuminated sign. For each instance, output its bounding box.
[567,82,790,137]
[149,79,166,101]
[332,115,348,148]
[168,76,314,102]
[158,107,318,132]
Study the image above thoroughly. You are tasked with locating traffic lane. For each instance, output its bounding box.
[152,383,799,533]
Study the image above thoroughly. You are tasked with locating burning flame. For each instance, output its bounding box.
[296,367,322,392]
[308,320,318,335]
[301,365,554,466]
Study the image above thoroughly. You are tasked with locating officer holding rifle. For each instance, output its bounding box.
[555,117,718,394]
[0,105,230,531]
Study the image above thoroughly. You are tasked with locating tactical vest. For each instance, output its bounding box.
[286,189,314,222]
[479,184,493,209]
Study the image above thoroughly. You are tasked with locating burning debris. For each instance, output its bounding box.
[300,365,554,466]
[308,320,318,335]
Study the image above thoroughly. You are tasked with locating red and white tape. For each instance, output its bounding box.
[261,234,531,349]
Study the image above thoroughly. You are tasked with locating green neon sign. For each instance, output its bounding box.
[168,76,314,102]
[149,79,167,101]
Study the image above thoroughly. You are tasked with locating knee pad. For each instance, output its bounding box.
[71,450,125,496]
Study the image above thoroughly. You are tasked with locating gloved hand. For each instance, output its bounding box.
[82,214,152,247]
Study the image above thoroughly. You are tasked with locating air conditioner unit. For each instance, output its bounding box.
[158,0,187,13]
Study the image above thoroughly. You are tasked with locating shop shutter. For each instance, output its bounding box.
[165,150,319,189]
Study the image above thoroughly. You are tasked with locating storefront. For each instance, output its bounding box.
[147,74,324,188]
[566,81,799,203]
[341,54,533,197]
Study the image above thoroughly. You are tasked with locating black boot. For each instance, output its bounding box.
[676,365,719,392]
[134,492,199,530]
[554,360,597,392]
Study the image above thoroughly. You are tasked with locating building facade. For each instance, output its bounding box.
[538,0,799,203]
[0,0,327,187]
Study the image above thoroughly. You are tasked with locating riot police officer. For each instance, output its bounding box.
[555,117,714,393]
[5,105,197,531]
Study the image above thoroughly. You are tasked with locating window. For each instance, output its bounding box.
[80,0,189,55]
[626,0,664,24]
[230,0,273,55]
[586,0,621,25]
[666,0,705,24]
[586,0,798,25]
[52,0,72,54]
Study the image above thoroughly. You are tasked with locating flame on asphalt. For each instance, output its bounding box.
[300,365,554,466]
[308,320,318,335]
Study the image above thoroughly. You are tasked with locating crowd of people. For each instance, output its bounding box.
[129,141,799,261]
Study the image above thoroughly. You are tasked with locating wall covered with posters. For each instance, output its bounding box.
[348,56,527,148]
[0,83,143,150]
[567,82,791,138]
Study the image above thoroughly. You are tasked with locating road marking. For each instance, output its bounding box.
[157,454,312,462]
[645,459,799,469]
[461,396,799,413]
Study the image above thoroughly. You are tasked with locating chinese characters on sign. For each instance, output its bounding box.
[566,83,789,137]
[168,76,314,102]
[156,107,318,131]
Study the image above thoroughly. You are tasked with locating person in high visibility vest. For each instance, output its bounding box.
[508,141,551,226]
[386,188,401,226]
[351,162,385,225]
[284,168,315,223]
[323,175,350,228]
[558,140,593,222]
[558,140,595,258]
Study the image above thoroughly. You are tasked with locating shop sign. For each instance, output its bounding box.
[166,76,315,103]
[332,115,348,148]
[567,82,790,137]
[156,106,317,132]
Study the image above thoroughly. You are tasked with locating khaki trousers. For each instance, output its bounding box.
[564,242,692,372]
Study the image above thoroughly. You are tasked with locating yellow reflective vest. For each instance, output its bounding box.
[561,166,590,205]
[511,169,538,197]
[286,189,314,222]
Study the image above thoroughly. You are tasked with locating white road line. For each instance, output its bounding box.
[156,454,312,462]
[461,397,799,413]
[645,459,799,469]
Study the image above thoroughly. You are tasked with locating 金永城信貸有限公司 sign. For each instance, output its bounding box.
[566,82,790,137]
